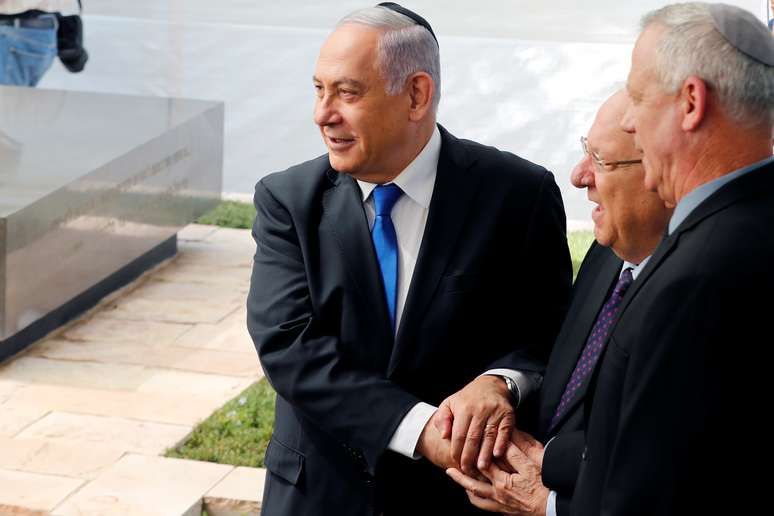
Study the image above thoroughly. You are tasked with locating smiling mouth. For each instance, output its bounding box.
[327,136,355,147]
[591,203,604,223]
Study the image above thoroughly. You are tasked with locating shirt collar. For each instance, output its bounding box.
[668,155,774,234]
[356,126,441,209]
[622,254,651,281]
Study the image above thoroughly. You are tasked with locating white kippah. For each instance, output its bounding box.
[709,3,774,66]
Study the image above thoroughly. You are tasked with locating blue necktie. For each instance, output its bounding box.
[371,184,403,330]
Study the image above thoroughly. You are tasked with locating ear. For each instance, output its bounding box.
[679,76,707,131]
[406,72,434,121]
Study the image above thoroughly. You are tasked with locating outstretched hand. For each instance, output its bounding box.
[432,375,515,474]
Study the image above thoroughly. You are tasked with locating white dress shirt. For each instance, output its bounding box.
[0,0,78,14]
[356,126,535,459]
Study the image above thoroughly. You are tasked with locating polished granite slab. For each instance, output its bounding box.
[0,86,223,349]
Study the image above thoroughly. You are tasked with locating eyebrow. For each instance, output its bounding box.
[312,76,367,90]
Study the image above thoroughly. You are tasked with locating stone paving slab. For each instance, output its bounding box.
[0,469,83,513]
[1,383,226,426]
[61,315,191,345]
[0,379,23,402]
[0,356,252,398]
[103,296,243,325]
[0,404,49,437]
[174,239,253,269]
[29,339,261,377]
[17,412,192,455]
[203,226,256,248]
[0,504,49,515]
[178,224,219,241]
[204,466,264,516]
[174,308,256,354]
[152,262,251,288]
[0,225,267,515]
[52,454,233,516]
[0,437,126,480]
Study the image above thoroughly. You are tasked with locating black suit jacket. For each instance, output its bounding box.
[246,126,572,516]
[571,160,774,515]
[533,242,622,516]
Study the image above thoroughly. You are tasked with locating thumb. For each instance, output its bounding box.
[433,402,453,439]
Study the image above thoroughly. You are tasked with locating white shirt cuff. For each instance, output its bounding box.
[546,490,558,516]
[386,402,437,459]
[480,368,542,407]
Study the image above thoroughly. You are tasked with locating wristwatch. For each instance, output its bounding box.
[501,375,521,407]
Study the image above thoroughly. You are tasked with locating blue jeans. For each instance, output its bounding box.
[0,15,58,86]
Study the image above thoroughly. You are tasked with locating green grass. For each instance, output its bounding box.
[195,200,256,229]
[165,379,276,468]
[568,230,595,279]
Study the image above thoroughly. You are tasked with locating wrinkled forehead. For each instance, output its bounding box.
[627,25,664,95]
[315,24,381,81]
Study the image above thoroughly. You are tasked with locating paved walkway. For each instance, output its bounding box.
[0,225,266,515]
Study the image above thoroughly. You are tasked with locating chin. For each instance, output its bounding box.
[328,157,356,175]
[593,227,612,248]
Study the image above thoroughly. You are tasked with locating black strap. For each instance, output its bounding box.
[376,2,437,45]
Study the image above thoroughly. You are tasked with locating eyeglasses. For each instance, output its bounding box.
[580,136,642,171]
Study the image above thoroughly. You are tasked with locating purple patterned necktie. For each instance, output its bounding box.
[549,267,634,431]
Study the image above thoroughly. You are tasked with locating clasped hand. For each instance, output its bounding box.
[417,376,548,515]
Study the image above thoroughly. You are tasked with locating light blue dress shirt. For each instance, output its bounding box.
[668,156,774,235]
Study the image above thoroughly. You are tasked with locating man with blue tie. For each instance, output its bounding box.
[246,3,571,515]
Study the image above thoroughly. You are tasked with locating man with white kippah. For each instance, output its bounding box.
[566,3,774,515]
[0,0,79,85]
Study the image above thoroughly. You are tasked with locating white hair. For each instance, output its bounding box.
[642,2,774,129]
[338,6,441,112]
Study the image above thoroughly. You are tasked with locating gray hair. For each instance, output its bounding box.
[338,6,441,112]
[642,2,774,129]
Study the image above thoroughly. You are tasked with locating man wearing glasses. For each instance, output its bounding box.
[442,90,672,516]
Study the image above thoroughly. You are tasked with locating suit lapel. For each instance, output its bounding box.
[541,248,622,435]
[321,168,394,345]
[608,160,774,338]
[388,127,481,376]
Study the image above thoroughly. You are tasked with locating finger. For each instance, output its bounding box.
[465,490,513,513]
[512,429,540,450]
[446,468,495,499]
[485,462,517,494]
[476,421,499,470]
[478,459,509,483]
[494,456,516,474]
[493,412,515,458]
[460,415,487,474]
[433,402,454,439]
[450,412,473,469]
[503,441,531,472]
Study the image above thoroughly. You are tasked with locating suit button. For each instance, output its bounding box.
[582,446,588,461]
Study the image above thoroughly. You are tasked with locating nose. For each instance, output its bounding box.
[313,93,341,127]
[571,155,595,189]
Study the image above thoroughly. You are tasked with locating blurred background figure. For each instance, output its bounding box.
[0,0,79,86]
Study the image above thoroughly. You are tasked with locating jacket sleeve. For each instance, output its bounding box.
[542,430,584,496]
[246,180,419,474]
[486,170,573,375]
